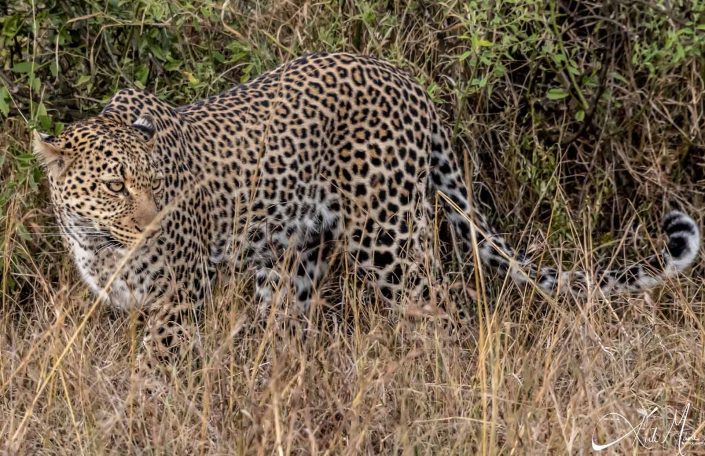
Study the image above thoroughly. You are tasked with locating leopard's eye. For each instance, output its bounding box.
[152,177,164,192]
[104,180,125,194]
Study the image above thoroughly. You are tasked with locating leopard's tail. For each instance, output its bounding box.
[429,137,700,296]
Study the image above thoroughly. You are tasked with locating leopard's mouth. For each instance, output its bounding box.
[102,233,126,250]
[106,226,161,250]
[86,223,128,251]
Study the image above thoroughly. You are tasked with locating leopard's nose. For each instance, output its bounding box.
[134,193,160,233]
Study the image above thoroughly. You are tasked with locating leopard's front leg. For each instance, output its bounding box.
[143,294,200,362]
[130,264,208,398]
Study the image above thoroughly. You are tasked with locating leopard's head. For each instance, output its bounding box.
[33,116,164,249]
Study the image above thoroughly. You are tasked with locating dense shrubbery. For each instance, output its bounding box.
[3,0,704,246]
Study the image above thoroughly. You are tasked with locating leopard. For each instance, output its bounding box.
[33,52,700,363]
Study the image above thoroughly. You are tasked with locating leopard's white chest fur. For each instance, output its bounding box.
[68,236,136,311]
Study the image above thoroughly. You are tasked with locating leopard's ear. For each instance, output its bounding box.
[32,130,70,177]
[132,115,157,148]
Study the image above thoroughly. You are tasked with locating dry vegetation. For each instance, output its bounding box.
[2,0,705,453]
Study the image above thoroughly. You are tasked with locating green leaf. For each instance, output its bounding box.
[458,50,473,62]
[36,102,51,130]
[53,122,65,135]
[1,15,20,39]
[0,86,9,116]
[135,64,149,86]
[12,61,33,74]
[29,75,41,92]
[151,45,167,61]
[15,152,35,164]
[76,74,92,86]
[50,60,59,78]
[184,71,200,86]
[546,87,569,100]
[164,60,181,72]
[472,36,492,49]
[566,61,581,76]
[575,110,585,122]
[610,71,628,84]
[37,101,48,117]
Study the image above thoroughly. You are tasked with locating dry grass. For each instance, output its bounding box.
[1,228,704,454]
[2,0,705,454]
[2,241,704,454]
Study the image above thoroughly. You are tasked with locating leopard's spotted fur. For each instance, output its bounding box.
[34,52,700,361]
